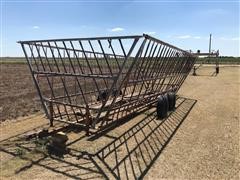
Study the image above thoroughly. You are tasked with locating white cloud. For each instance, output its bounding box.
[176,35,191,39]
[109,27,124,32]
[33,26,40,29]
[193,36,201,39]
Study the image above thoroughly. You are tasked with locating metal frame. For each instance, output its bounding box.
[18,34,196,133]
[192,50,219,75]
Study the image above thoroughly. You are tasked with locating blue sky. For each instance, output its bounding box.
[1,0,239,56]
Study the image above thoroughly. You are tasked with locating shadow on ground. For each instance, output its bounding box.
[0,96,197,179]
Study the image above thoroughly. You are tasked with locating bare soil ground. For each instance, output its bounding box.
[0,65,239,179]
[0,64,41,121]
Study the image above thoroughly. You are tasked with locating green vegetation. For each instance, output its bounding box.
[1,57,27,64]
[1,56,240,65]
[196,57,240,64]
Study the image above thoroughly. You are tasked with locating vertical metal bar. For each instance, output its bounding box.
[39,42,53,72]
[49,100,54,126]
[108,39,121,70]
[97,40,113,76]
[20,43,50,118]
[42,42,74,121]
[152,46,173,92]
[147,44,162,79]
[149,44,166,92]
[140,43,159,94]
[94,37,141,127]
[129,41,156,103]
[48,42,84,117]
[62,41,91,120]
[54,42,68,72]
[157,48,177,92]
[37,46,69,121]
[28,44,40,71]
[69,41,85,74]
[88,40,108,88]
[31,44,60,119]
[69,41,97,104]
[125,40,152,101]
[167,51,185,90]
[162,49,178,90]
[78,40,101,93]
[118,39,127,57]
[174,55,192,92]
[33,43,59,119]
[114,39,147,122]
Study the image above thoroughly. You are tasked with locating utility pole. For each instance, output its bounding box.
[209,33,212,54]
[208,33,212,63]
[209,33,219,74]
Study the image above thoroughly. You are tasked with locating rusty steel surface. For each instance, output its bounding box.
[19,34,196,132]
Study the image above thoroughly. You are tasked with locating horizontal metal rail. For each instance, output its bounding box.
[36,43,126,59]
[33,71,117,79]
[17,35,142,43]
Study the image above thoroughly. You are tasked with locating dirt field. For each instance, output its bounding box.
[0,64,41,121]
[0,65,239,179]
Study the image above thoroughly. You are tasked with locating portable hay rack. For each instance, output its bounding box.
[18,34,196,134]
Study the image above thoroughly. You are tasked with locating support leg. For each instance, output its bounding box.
[49,101,54,127]
[193,66,197,76]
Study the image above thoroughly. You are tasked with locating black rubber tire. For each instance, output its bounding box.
[97,90,108,101]
[163,94,169,111]
[157,95,168,119]
[167,92,176,111]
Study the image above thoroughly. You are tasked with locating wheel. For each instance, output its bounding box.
[163,93,169,111]
[157,95,168,119]
[97,90,108,101]
[167,92,176,111]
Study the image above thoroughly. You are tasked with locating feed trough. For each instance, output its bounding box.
[18,34,196,134]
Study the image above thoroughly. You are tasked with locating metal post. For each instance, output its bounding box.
[193,66,197,76]
[216,50,219,74]
[208,34,212,63]
[209,34,212,54]
[85,105,91,135]
[49,100,54,127]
